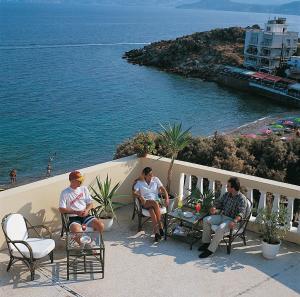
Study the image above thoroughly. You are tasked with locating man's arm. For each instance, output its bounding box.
[80,202,94,217]
[159,185,169,206]
[133,189,146,206]
[59,207,80,215]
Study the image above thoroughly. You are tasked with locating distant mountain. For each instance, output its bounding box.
[0,0,196,6]
[178,0,300,16]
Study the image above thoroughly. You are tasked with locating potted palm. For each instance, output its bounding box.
[256,205,289,259]
[158,122,192,211]
[89,175,125,231]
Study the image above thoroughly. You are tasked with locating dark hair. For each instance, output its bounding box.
[142,167,152,176]
[228,177,240,191]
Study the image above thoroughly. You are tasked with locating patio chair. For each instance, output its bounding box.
[60,212,93,237]
[211,198,252,254]
[131,195,167,232]
[1,213,55,281]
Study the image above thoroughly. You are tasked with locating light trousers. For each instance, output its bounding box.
[202,214,233,253]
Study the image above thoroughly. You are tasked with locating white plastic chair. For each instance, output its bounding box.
[2,213,55,280]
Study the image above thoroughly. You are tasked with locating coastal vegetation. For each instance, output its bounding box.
[114,131,300,186]
[115,130,300,221]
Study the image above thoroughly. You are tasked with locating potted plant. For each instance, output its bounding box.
[158,122,192,211]
[133,132,156,158]
[256,205,289,259]
[187,187,215,214]
[89,175,125,231]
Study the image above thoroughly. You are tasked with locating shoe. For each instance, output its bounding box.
[155,233,162,242]
[199,249,213,258]
[198,243,209,251]
[159,228,165,237]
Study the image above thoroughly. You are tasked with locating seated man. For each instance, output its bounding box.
[59,171,104,240]
[199,176,247,258]
[133,167,169,242]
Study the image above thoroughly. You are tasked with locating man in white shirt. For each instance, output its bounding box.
[59,171,104,235]
[133,167,169,242]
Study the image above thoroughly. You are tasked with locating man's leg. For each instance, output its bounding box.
[148,208,159,234]
[69,222,83,245]
[202,215,223,244]
[207,216,232,253]
[92,218,104,233]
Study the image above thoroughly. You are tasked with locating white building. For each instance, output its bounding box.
[244,18,298,73]
[286,56,300,79]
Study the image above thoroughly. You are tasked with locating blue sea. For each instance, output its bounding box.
[1,3,300,186]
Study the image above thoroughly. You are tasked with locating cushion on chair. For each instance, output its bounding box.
[3,213,28,241]
[142,206,167,217]
[11,238,55,259]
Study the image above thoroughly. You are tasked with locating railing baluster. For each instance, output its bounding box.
[183,174,191,199]
[208,180,215,192]
[258,191,267,211]
[196,176,203,193]
[287,197,294,229]
[178,173,184,200]
[221,182,227,196]
[272,193,280,213]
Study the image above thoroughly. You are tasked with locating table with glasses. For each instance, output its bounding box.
[66,231,105,280]
[164,207,207,250]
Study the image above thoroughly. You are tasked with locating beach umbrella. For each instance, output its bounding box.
[243,134,257,139]
[260,129,272,135]
[271,124,284,129]
[283,120,294,126]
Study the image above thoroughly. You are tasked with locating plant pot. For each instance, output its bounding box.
[167,194,176,212]
[101,217,114,231]
[262,240,281,259]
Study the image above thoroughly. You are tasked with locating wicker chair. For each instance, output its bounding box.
[1,213,55,280]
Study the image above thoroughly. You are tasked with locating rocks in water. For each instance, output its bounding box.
[123,27,245,80]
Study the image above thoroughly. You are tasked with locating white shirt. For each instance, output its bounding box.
[134,176,163,201]
[59,186,93,217]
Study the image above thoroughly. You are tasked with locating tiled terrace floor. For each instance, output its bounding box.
[1,205,300,297]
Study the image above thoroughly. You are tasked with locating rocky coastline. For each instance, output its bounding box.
[123,26,247,81]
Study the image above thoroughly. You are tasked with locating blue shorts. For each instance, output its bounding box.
[68,215,95,227]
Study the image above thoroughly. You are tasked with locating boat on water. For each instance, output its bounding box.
[219,66,300,107]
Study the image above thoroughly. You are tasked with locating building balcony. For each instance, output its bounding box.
[1,155,300,296]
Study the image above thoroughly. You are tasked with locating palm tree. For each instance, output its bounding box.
[158,122,192,193]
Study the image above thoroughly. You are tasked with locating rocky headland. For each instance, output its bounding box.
[123,26,248,81]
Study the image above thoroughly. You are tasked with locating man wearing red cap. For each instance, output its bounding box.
[59,170,104,234]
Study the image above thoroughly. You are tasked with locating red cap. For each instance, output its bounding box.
[69,171,84,182]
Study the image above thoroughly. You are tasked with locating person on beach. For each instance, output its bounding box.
[198,177,247,258]
[46,163,52,177]
[9,169,17,184]
[133,167,169,242]
[59,170,104,238]
[296,128,300,137]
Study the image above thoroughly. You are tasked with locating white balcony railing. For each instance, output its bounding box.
[1,154,300,248]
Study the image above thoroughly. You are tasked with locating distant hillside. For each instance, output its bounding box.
[0,0,196,6]
[178,0,300,16]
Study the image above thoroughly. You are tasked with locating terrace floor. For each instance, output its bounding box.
[1,205,300,297]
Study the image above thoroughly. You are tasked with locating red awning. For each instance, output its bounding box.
[251,72,282,82]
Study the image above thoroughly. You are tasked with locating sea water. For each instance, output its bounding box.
[1,3,300,185]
